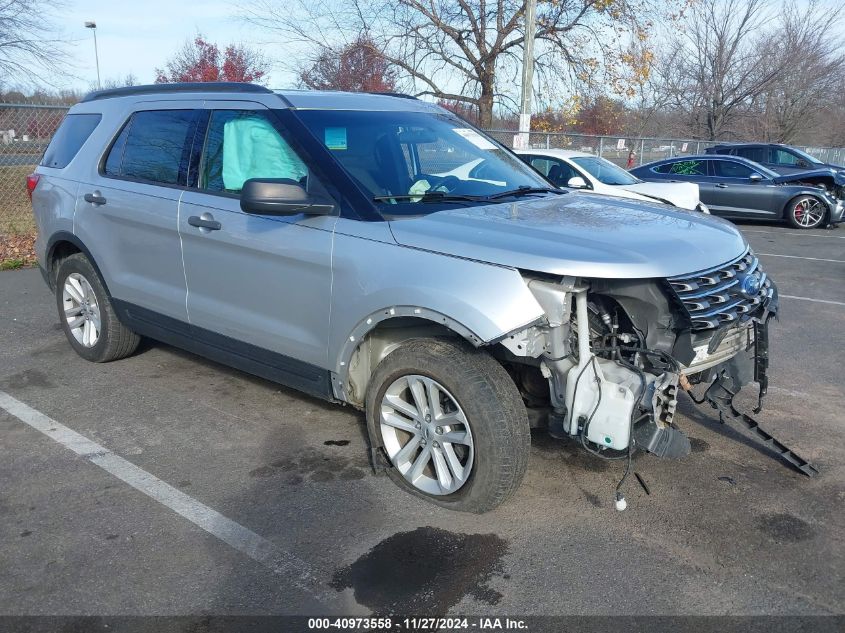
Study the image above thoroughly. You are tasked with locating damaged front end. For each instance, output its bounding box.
[497,247,817,485]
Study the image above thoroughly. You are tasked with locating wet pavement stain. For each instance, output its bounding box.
[689,437,710,453]
[757,513,814,543]
[330,527,508,616]
[0,368,55,390]
[249,448,370,483]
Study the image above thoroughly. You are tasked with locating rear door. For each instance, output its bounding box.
[707,159,777,218]
[76,103,200,321]
[178,102,336,389]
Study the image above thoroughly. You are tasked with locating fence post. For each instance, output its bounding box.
[598,137,604,157]
[639,139,645,166]
[546,134,550,149]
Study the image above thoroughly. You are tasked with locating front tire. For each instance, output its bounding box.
[55,253,140,362]
[365,338,530,513]
[786,195,826,229]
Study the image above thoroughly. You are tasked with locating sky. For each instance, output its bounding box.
[51,0,299,91]
[41,0,845,96]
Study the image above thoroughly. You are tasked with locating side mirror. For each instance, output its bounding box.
[567,176,588,189]
[240,178,335,216]
[749,173,763,183]
[797,159,809,169]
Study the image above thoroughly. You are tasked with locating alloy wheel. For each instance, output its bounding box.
[62,273,101,347]
[380,374,474,495]
[792,198,824,228]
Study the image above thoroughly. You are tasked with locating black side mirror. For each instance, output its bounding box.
[240,178,335,216]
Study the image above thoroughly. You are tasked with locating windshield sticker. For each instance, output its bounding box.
[453,128,498,150]
[325,127,347,150]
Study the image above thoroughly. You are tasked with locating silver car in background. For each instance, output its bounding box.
[29,84,781,513]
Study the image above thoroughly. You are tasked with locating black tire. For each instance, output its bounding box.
[55,253,140,363]
[365,338,530,513]
[785,195,827,229]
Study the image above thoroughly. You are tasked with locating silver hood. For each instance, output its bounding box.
[387,192,747,279]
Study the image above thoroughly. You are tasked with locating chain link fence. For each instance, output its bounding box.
[485,129,845,170]
[0,104,69,235]
[1,104,845,237]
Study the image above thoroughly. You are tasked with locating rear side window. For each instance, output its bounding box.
[652,160,707,176]
[40,113,102,169]
[736,147,767,163]
[103,110,196,185]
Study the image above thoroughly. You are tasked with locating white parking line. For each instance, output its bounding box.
[758,253,845,264]
[780,294,845,307]
[0,390,333,604]
[743,229,845,239]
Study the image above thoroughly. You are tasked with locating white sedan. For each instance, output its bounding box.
[515,148,708,213]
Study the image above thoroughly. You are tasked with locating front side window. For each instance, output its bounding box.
[295,109,550,212]
[713,160,757,179]
[104,110,196,185]
[41,113,102,169]
[571,156,640,185]
[528,157,579,187]
[200,110,308,193]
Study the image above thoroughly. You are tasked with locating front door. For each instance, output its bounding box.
[178,103,336,391]
[707,159,777,218]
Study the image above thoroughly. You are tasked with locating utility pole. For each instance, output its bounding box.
[517,0,537,149]
[85,21,101,90]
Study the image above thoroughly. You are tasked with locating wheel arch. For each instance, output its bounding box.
[332,307,490,407]
[781,192,830,223]
[44,231,109,294]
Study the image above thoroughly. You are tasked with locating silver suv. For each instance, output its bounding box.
[30,83,778,512]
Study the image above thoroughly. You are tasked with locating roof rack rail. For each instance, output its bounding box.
[81,82,274,103]
[366,91,419,100]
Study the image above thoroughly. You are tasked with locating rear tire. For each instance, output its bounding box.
[786,195,826,229]
[365,338,530,513]
[55,253,140,363]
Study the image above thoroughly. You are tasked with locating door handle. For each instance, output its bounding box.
[83,192,107,205]
[715,183,729,188]
[188,215,222,231]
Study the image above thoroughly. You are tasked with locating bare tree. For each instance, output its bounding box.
[749,0,845,143]
[244,0,684,128]
[659,0,783,140]
[0,0,66,81]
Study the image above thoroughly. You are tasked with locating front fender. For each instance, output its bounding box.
[328,231,545,379]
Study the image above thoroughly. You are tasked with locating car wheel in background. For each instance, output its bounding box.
[786,195,826,229]
[365,338,530,513]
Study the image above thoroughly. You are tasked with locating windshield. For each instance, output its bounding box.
[295,109,552,211]
[571,156,641,185]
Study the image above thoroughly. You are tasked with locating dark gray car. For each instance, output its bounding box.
[630,155,844,229]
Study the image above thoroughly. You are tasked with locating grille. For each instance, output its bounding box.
[667,249,772,331]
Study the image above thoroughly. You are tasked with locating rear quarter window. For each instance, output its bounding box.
[40,113,102,169]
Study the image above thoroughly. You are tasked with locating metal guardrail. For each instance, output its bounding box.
[0,104,69,234]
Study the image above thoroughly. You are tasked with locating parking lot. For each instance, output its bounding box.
[1,222,843,625]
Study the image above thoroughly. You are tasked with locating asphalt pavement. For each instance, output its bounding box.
[0,221,843,625]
